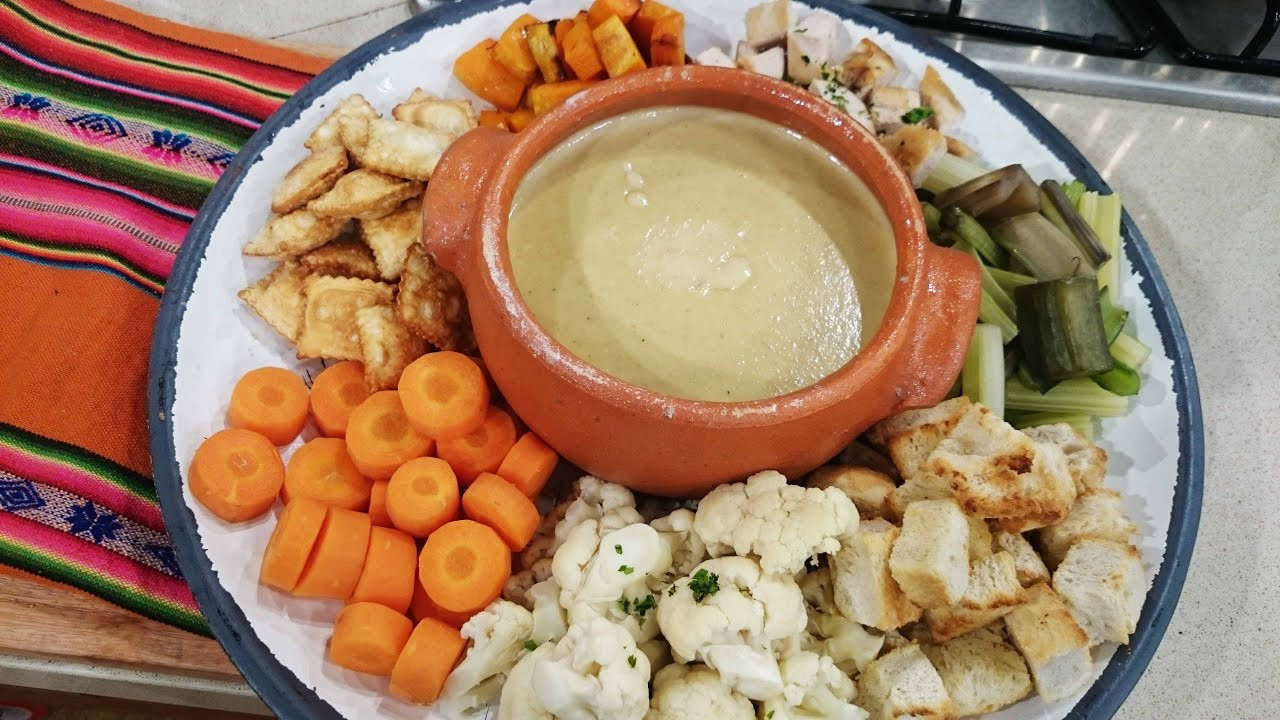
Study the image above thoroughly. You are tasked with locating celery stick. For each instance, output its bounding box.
[956,239,1016,318]
[1111,331,1151,368]
[955,239,1018,342]
[921,154,988,195]
[989,267,1036,295]
[1005,377,1129,416]
[1011,412,1095,440]
[979,292,1018,343]
[1039,188,1073,237]
[962,324,1006,417]
[1092,361,1140,396]
[1063,180,1086,206]
[1092,193,1124,291]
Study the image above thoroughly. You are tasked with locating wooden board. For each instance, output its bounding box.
[0,567,239,679]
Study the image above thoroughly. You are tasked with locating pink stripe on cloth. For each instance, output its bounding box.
[0,443,166,532]
[0,510,199,612]
[0,152,197,220]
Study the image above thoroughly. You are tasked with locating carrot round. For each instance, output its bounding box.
[347,526,418,614]
[189,428,284,523]
[345,391,434,480]
[437,406,517,485]
[420,519,511,615]
[283,437,374,511]
[389,618,467,704]
[310,361,370,438]
[462,473,541,551]
[293,507,372,599]
[368,480,393,527]
[260,497,328,591]
[386,457,460,538]
[398,352,490,440]
[330,602,413,676]
[409,576,473,628]
[227,367,310,446]
[496,432,558,498]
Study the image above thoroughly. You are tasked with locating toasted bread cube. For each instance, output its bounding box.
[493,14,541,86]
[992,528,1051,587]
[868,396,972,481]
[1003,583,1092,702]
[857,644,954,720]
[839,37,898,91]
[1022,422,1108,494]
[924,551,1026,643]
[528,80,596,115]
[868,86,922,135]
[832,524,922,631]
[526,23,565,83]
[744,0,789,49]
[1052,538,1145,646]
[919,65,965,134]
[890,499,970,609]
[887,473,954,522]
[837,439,900,480]
[786,9,841,84]
[809,465,895,519]
[966,514,992,562]
[810,79,874,131]
[592,15,646,77]
[1036,489,1137,569]
[694,46,735,68]
[921,625,1032,716]
[946,135,979,159]
[879,124,948,187]
[586,0,640,27]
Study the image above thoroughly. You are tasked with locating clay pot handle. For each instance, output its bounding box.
[892,244,983,411]
[421,127,517,277]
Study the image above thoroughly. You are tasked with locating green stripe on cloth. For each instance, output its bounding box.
[0,423,159,503]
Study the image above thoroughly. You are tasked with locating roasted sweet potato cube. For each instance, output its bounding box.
[593,15,647,77]
[526,22,565,83]
[528,80,596,115]
[649,12,685,67]
[478,110,511,130]
[493,14,541,86]
[630,1,678,50]
[554,18,574,54]
[586,0,641,28]
[508,108,536,131]
[453,39,526,112]
[563,19,606,80]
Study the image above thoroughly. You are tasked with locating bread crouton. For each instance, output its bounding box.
[1036,489,1137,569]
[867,396,972,481]
[832,524,922,631]
[1003,583,1092,702]
[857,644,954,720]
[924,551,1026,642]
[921,625,1031,716]
[928,406,1077,530]
[966,514,992,562]
[1022,422,1108,494]
[887,473,954,522]
[889,499,970,608]
[992,528,1051,587]
[810,465,896,519]
[1052,538,1145,645]
[838,439,901,480]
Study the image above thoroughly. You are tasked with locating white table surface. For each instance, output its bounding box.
[46,2,1280,718]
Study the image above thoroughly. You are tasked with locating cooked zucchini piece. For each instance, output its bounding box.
[1015,277,1114,390]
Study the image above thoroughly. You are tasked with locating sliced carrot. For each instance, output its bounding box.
[398,352,490,440]
[386,457,460,538]
[368,480,393,527]
[477,110,511,130]
[227,367,310,446]
[420,519,511,615]
[493,13,541,86]
[586,0,640,27]
[409,576,473,628]
[437,405,517,485]
[562,19,606,80]
[468,355,500,399]
[189,428,284,523]
[629,0,677,50]
[259,497,328,592]
[283,437,374,511]
[330,602,413,676]
[453,39,526,112]
[461,473,541,551]
[345,391,434,481]
[348,526,418,614]
[389,618,466,704]
[310,361,370,438]
[496,432,558,498]
[293,507,372,599]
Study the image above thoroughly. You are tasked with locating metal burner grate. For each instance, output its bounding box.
[1142,0,1280,76]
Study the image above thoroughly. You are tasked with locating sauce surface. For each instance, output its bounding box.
[507,106,896,402]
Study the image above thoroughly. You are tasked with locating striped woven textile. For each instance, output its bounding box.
[0,0,326,634]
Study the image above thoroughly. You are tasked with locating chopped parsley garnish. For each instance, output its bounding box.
[615,544,623,554]
[794,26,807,33]
[902,106,935,124]
[668,584,679,596]
[628,655,637,668]
[619,564,635,575]
[618,596,632,613]
[819,64,834,81]
[523,639,538,651]
[801,54,812,64]
[767,711,775,719]
[689,568,720,603]
[631,594,657,620]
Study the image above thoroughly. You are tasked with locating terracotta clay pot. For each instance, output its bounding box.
[422,66,980,497]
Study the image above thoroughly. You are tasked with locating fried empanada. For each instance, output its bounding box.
[350,118,456,181]
[307,169,423,221]
[296,275,395,360]
[237,261,309,342]
[243,209,348,258]
[305,94,379,151]
[396,243,475,353]
[271,145,349,214]
[392,94,478,138]
[361,199,422,281]
[356,304,428,391]
[298,236,381,280]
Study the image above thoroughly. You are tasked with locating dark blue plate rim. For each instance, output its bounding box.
[147,2,1204,718]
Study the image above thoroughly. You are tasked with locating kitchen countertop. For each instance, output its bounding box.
[7,1,1275,718]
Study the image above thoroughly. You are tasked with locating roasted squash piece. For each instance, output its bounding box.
[563,19,606,80]
[478,110,511,130]
[592,15,646,77]
[526,23,565,83]
[508,108,536,131]
[493,14,541,86]
[453,40,526,112]
[528,81,596,115]
[586,0,641,28]
[649,12,685,67]
[554,18,574,54]
[630,1,678,50]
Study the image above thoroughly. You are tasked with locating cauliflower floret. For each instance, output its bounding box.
[639,637,674,675]
[555,475,643,548]
[655,556,807,700]
[646,663,755,720]
[497,643,554,720]
[651,509,709,584]
[554,521,671,643]
[436,600,534,718]
[693,471,858,575]
[528,578,568,643]
[761,650,869,720]
[530,615,651,720]
[809,612,885,675]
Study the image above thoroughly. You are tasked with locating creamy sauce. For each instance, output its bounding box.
[507,106,896,402]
